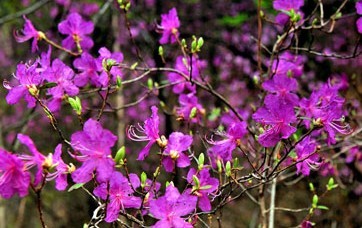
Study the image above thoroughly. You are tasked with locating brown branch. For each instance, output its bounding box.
[0,0,50,25]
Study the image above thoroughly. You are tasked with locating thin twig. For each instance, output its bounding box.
[0,0,51,25]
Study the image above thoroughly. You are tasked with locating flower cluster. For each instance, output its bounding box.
[0,1,359,227]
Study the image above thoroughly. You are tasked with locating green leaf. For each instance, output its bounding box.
[68,96,82,115]
[189,107,197,119]
[192,175,200,189]
[116,76,122,89]
[233,157,239,168]
[309,183,315,192]
[198,153,205,170]
[130,62,138,70]
[68,183,85,192]
[312,195,318,208]
[141,172,147,188]
[114,146,126,164]
[316,205,329,210]
[208,107,221,121]
[217,160,222,173]
[147,78,153,90]
[199,185,212,190]
[225,161,231,177]
[326,177,338,191]
[218,13,249,27]
[197,37,204,49]
[158,46,164,56]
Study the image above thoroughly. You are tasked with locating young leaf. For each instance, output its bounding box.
[68,183,85,192]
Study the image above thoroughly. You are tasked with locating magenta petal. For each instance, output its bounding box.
[6,86,27,105]
[149,197,168,219]
[357,18,362,34]
[153,220,173,228]
[105,199,121,222]
[74,73,89,87]
[71,159,96,183]
[137,141,154,160]
[80,36,94,50]
[162,157,175,172]
[95,158,115,182]
[129,173,141,188]
[61,36,75,50]
[81,21,94,34]
[176,153,190,168]
[93,183,107,199]
[0,149,31,198]
[174,192,197,216]
[356,1,362,15]
[171,217,193,228]
[281,125,297,139]
[17,134,40,156]
[198,195,212,212]
[123,196,142,208]
[55,174,68,191]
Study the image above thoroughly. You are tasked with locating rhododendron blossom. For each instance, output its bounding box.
[253,98,296,147]
[128,106,165,160]
[158,8,180,44]
[94,172,141,222]
[296,137,320,176]
[17,134,48,186]
[15,16,44,52]
[0,149,30,199]
[162,132,193,172]
[207,121,247,166]
[5,61,43,108]
[70,119,117,183]
[149,184,197,228]
[58,12,94,51]
[187,168,219,211]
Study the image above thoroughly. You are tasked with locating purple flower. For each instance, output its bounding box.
[162,132,193,172]
[158,8,180,44]
[14,16,44,52]
[168,56,207,94]
[253,98,296,147]
[299,81,351,144]
[263,74,299,106]
[128,106,164,160]
[73,52,106,87]
[5,62,43,108]
[357,18,362,34]
[316,110,352,145]
[44,59,79,98]
[149,184,197,228]
[271,52,304,78]
[58,13,94,51]
[346,146,362,164]
[17,134,47,186]
[0,148,31,198]
[98,47,124,82]
[296,137,320,176]
[301,220,313,228]
[47,144,69,191]
[356,1,362,15]
[71,119,117,183]
[273,0,304,11]
[176,93,205,123]
[186,168,219,211]
[273,0,304,25]
[94,172,141,223]
[44,59,79,111]
[207,121,247,166]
